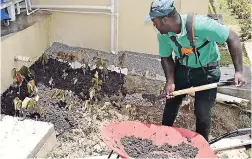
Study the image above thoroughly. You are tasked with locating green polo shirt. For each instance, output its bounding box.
[157,14,230,68]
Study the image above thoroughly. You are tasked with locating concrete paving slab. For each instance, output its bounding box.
[219,65,251,100]
[244,41,252,64]
[0,115,56,159]
[216,147,249,159]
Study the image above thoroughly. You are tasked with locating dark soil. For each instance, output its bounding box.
[1,58,126,134]
[121,136,199,158]
[1,54,251,158]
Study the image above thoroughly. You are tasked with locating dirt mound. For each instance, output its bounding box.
[1,57,250,158]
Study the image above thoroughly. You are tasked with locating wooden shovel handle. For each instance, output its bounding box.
[171,83,218,97]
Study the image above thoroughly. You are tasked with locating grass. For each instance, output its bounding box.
[216,0,241,34]
[219,45,251,67]
[245,148,252,158]
[214,0,251,67]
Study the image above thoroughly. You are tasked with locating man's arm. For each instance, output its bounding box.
[161,56,175,83]
[157,33,176,96]
[194,16,245,86]
[226,29,243,73]
[161,55,176,98]
[226,29,245,86]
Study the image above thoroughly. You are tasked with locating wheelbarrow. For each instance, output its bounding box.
[100,78,251,158]
[101,121,251,159]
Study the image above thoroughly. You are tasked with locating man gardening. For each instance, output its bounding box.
[145,0,245,141]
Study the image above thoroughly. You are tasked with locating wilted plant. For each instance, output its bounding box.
[12,68,23,85]
[12,68,24,95]
[83,99,90,111]
[13,97,22,113]
[39,53,48,72]
[51,89,65,101]
[118,52,125,78]
[27,80,38,97]
[92,51,109,80]
[89,71,103,101]
[19,66,34,79]
[13,95,41,120]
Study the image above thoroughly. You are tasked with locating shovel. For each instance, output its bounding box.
[157,78,235,99]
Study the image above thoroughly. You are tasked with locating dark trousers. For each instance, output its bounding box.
[162,62,221,141]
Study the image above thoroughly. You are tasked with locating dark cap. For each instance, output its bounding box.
[145,0,175,23]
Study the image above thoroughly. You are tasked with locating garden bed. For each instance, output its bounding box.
[1,52,251,158]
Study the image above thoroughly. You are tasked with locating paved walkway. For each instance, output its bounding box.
[219,65,251,100]
[244,41,252,64]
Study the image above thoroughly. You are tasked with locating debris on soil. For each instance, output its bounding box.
[120,136,199,158]
[122,93,154,106]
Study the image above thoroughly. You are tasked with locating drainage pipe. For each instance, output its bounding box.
[24,0,39,16]
[116,0,119,54]
[39,9,112,16]
[29,5,111,10]
[110,0,115,54]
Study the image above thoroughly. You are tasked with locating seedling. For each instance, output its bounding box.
[81,52,91,75]
[67,101,74,111]
[27,80,38,97]
[13,95,40,120]
[93,51,109,79]
[84,99,90,111]
[12,68,24,94]
[118,52,125,78]
[39,53,48,72]
[12,68,23,84]
[13,97,22,113]
[51,89,65,101]
[19,65,34,79]
[118,52,126,90]
[88,71,103,102]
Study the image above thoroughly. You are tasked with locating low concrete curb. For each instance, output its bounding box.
[0,115,57,159]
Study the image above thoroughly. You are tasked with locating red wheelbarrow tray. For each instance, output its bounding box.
[101,121,217,158]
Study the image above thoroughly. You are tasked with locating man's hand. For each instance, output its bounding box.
[234,72,245,87]
[161,56,175,99]
[163,81,175,99]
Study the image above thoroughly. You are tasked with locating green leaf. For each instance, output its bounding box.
[27,80,38,96]
[51,90,58,99]
[27,98,37,112]
[37,106,43,114]
[22,97,32,109]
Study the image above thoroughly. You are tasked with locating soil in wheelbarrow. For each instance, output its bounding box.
[121,136,198,158]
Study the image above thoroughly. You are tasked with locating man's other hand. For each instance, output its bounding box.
[163,81,175,99]
[234,72,245,87]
